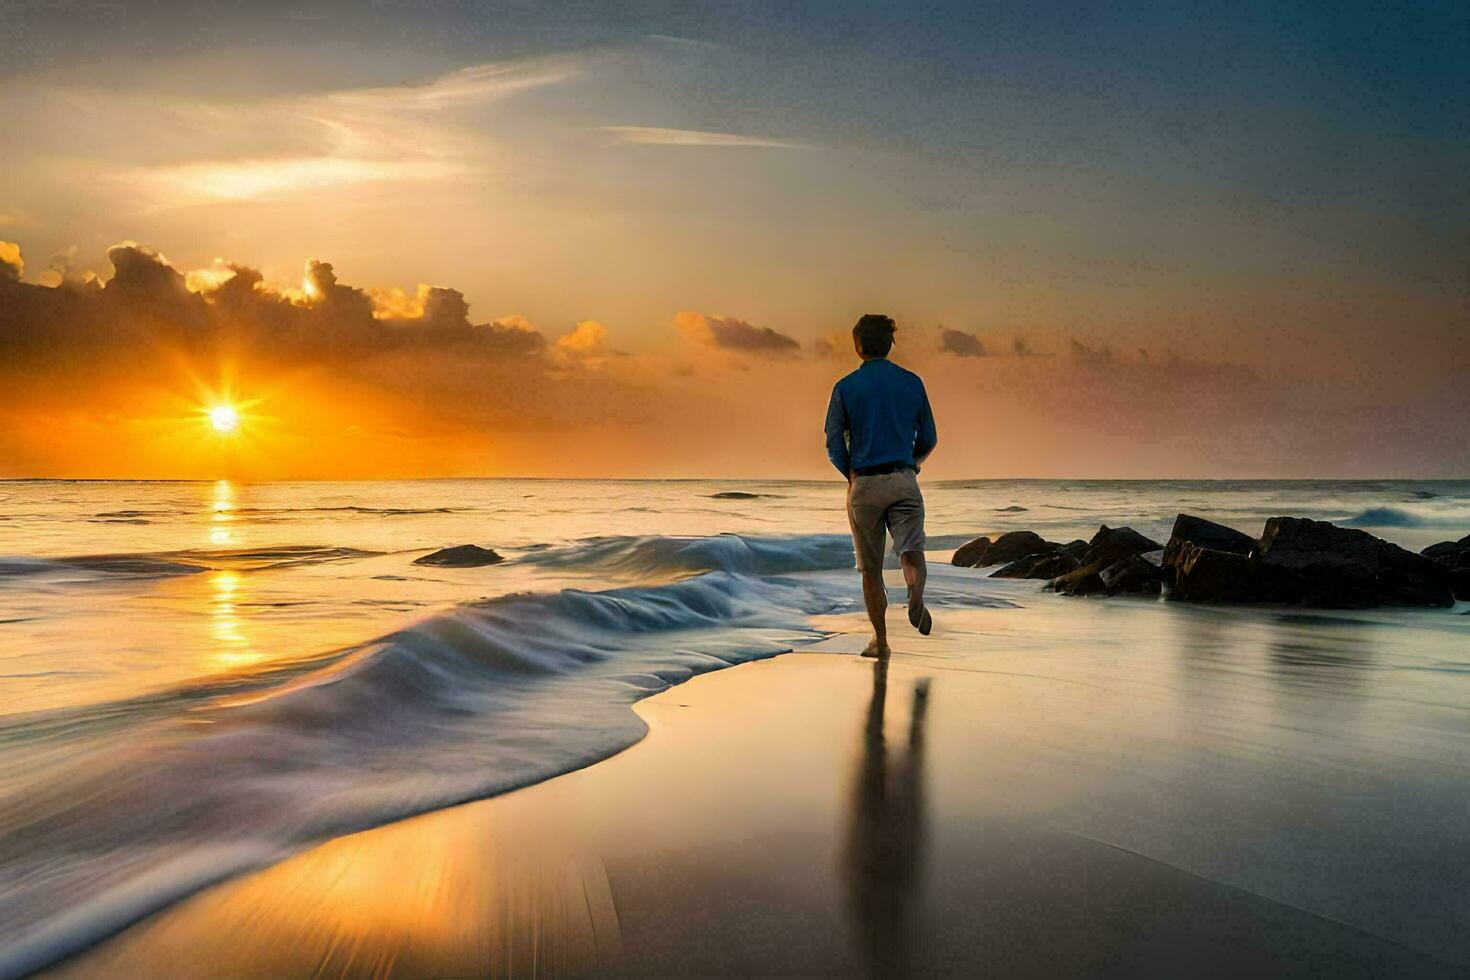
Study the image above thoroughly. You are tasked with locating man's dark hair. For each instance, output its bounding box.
[853,313,896,358]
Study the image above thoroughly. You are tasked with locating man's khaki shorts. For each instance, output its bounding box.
[847,468,926,571]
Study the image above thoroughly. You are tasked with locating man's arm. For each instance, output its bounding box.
[824,386,852,478]
[913,387,938,465]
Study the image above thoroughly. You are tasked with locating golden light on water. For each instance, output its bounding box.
[208,404,241,433]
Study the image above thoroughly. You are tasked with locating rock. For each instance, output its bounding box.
[413,544,505,567]
[1099,553,1164,596]
[1060,540,1089,561]
[1082,525,1163,568]
[1452,567,1470,602]
[951,536,991,567]
[1375,541,1456,607]
[1421,534,1470,565]
[1170,543,1264,602]
[709,491,761,499]
[1256,517,1452,608]
[1256,517,1378,590]
[996,505,1028,512]
[990,549,1078,580]
[984,530,1056,566]
[1161,514,1255,570]
[1049,558,1110,596]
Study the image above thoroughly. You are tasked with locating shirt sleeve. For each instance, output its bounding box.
[824,385,852,477]
[913,385,937,459]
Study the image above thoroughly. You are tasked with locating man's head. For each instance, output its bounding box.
[852,313,896,360]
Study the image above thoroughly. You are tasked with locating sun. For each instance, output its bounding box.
[208,404,241,433]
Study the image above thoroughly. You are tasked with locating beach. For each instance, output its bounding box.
[46,594,1470,977]
[3,479,1469,976]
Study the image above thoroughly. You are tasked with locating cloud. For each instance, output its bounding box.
[674,311,800,354]
[324,60,579,112]
[646,34,724,49]
[93,58,578,207]
[138,157,470,204]
[556,319,609,357]
[0,239,560,377]
[938,327,987,357]
[603,127,808,149]
[0,242,21,280]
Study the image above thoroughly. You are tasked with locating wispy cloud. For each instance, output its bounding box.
[323,61,578,112]
[602,126,808,149]
[647,34,724,50]
[94,58,579,207]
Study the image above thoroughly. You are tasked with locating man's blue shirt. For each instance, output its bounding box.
[824,359,937,477]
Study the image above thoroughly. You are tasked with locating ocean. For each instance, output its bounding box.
[1,477,1468,971]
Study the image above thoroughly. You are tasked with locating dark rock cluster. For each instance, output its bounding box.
[952,514,1467,609]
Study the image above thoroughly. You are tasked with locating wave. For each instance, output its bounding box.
[1344,507,1427,527]
[0,554,206,579]
[0,566,840,975]
[0,546,383,581]
[170,545,384,570]
[232,505,459,516]
[517,532,855,581]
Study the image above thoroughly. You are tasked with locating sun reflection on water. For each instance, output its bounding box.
[209,479,236,547]
[208,570,261,670]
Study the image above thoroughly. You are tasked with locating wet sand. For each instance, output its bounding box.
[49,595,1466,978]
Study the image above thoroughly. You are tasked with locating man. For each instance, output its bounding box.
[824,313,937,658]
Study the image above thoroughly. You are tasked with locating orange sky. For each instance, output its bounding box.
[1,239,1465,479]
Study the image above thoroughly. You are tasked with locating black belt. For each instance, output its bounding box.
[853,461,915,476]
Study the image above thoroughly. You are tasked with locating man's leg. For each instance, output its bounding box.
[848,478,892,657]
[888,472,931,635]
[860,566,890,657]
[901,549,929,634]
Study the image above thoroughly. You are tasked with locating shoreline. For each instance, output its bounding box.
[47,599,1468,978]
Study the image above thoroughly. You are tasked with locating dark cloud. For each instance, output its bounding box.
[674,311,800,353]
[0,239,558,384]
[938,327,986,357]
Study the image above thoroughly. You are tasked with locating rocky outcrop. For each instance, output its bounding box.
[1171,543,1264,602]
[1049,559,1109,596]
[1167,517,1452,607]
[984,531,1055,566]
[991,549,1077,580]
[951,536,991,567]
[1421,536,1470,601]
[1422,534,1470,565]
[1082,526,1163,568]
[1161,514,1255,572]
[413,544,505,567]
[1453,568,1470,603]
[989,538,1091,580]
[1100,551,1165,595]
[1049,548,1164,597]
[1256,517,1452,607]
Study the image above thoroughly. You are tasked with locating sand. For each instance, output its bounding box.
[47,599,1467,978]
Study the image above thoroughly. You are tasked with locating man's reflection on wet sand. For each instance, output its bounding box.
[845,659,930,977]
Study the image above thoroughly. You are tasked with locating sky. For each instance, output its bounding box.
[1,1,1466,479]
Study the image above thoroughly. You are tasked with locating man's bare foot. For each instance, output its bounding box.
[860,638,892,659]
[907,600,932,635]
